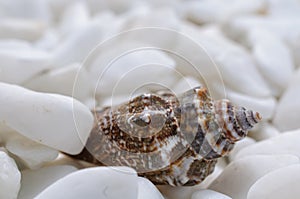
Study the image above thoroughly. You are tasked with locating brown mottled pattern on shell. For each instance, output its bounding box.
[70,86,261,186]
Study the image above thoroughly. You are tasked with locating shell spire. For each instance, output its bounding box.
[214,99,262,142]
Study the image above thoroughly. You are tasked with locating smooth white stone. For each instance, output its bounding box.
[18,165,77,199]
[192,189,232,199]
[88,47,177,97]
[5,133,58,169]
[196,26,271,98]
[248,122,280,141]
[224,15,300,48]
[273,69,300,131]
[248,29,294,96]
[236,129,300,159]
[0,39,31,50]
[266,0,300,17]
[183,0,266,24]
[0,0,52,22]
[172,23,224,99]
[137,177,164,199]
[209,155,300,199]
[123,7,179,30]
[24,63,91,101]
[52,14,123,67]
[34,29,59,50]
[229,137,256,162]
[85,0,138,13]
[0,19,46,41]
[59,1,90,37]
[35,167,138,199]
[226,89,276,120]
[0,151,21,199]
[52,20,103,67]
[247,164,300,199]
[46,0,74,18]
[0,48,51,84]
[0,83,94,154]
[158,185,194,199]
[121,8,180,49]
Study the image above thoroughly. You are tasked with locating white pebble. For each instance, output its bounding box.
[5,133,59,169]
[249,122,280,141]
[121,8,180,49]
[224,15,300,49]
[0,83,94,154]
[229,137,256,162]
[0,48,51,84]
[158,185,194,199]
[192,189,232,199]
[58,1,90,37]
[266,0,300,17]
[137,177,164,199]
[88,47,177,97]
[248,29,294,96]
[34,29,59,50]
[24,63,91,101]
[18,165,77,199]
[200,26,271,98]
[0,151,21,199]
[209,155,299,199]
[236,128,300,159]
[182,0,267,24]
[52,15,123,67]
[173,24,236,100]
[0,0,52,22]
[35,167,138,199]
[247,164,300,199]
[0,39,31,50]
[0,18,46,41]
[273,69,300,131]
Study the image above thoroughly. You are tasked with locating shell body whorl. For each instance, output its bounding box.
[71,86,261,186]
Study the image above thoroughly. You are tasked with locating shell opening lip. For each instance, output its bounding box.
[255,112,262,122]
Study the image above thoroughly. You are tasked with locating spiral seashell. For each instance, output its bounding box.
[70,86,261,186]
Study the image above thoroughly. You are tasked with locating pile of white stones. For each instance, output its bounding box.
[0,0,300,198]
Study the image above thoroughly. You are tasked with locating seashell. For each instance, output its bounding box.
[70,86,261,186]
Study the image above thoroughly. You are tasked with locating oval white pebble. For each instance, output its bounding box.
[209,155,300,199]
[5,133,59,169]
[273,69,300,131]
[0,18,46,41]
[35,167,138,199]
[0,151,21,199]
[18,165,78,199]
[24,63,91,101]
[229,137,256,162]
[249,29,294,96]
[0,48,51,84]
[248,122,280,141]
[0,83,94,154]
[247,164,300,199]
[137,177,164,199]
[236,128,300,159]
[192,189,232,199]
